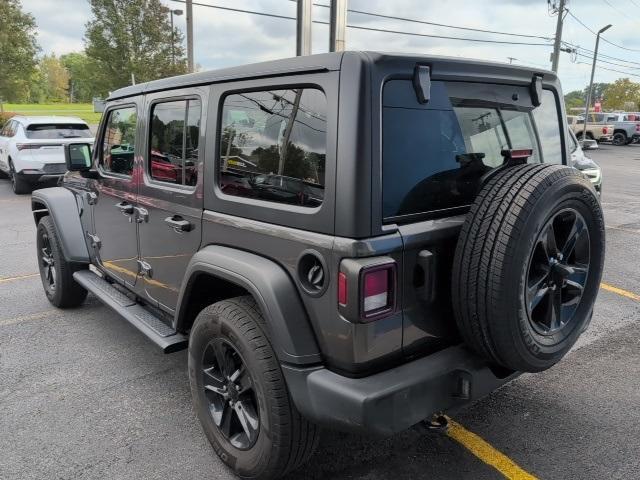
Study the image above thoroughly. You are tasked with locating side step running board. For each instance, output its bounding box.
[73,270,188,353]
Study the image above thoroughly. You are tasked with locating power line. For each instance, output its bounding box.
[576,52,640,70]
[566,9,640,52]
[345,24,550,46]
[577,61,640,79]
[601,0,628,16]
[288,0,553,40]
[570,44,640,67]
[170,0,551,46]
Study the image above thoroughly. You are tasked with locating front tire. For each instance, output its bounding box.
[37,216,88,308]
[189,296,319,480]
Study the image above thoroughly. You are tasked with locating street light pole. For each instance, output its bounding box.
[582,23,612,143]
[186,0,194,72]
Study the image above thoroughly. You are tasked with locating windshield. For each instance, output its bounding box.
[382,81,563,220]
[26,123,91,139]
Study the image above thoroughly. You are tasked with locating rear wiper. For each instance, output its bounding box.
[62,134,82,138]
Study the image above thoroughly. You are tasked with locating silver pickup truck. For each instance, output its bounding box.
[584,112,640,145]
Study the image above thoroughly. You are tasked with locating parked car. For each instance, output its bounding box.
[566,114,613,144]
[0,116,94,194]
[584,112,640,145]
[31,53,605,480]
[569,129,602,196]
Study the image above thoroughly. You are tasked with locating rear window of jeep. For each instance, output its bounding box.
[382,81,562,220]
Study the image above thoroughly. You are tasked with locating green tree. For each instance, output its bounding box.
[602,78,640,111]
[85,0,187,97]
[584,82,610,103]
[0,0,39,103]
[61,52,97,103]
[37,54,71,102]
[564,90,584,111]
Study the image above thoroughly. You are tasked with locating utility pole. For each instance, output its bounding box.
[186,0,194,72]
[329,0,347,52]
[296,0,312,56]
[168,9,183,66]
[582,24,612,142]
[551,0,566,72]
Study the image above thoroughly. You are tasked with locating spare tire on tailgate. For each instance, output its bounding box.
[452,164,605,373]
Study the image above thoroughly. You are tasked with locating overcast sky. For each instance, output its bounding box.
[20,0,640,93]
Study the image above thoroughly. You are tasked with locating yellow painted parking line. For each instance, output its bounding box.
[0,273,39,284]
[601,282,640,302]
[0,309,57,327]
[447,417,538,480]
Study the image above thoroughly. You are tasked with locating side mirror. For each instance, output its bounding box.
[64,143,93,171]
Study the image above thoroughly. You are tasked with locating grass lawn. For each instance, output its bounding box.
[3,103,102,125]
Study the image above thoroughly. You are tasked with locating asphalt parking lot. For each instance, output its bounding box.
[1,144,639,480]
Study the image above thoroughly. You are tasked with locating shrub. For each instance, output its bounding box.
[0,112,17,128]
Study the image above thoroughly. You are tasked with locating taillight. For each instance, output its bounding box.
[16,144,40,151]
[360,264,396,321]
[602,127,608,134]
[636,124,640,132]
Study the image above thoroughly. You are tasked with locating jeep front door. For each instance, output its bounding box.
[91,104,140,287]
[137,94,204,311]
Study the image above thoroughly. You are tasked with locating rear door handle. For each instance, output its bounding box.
[164,215,193,232]
[115,201,134,215]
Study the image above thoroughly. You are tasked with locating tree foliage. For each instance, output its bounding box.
[0,0,39,102]
[37,54,71,102]
[85,0,187,97]
[61,53,97,103]
[602,78,640,111]
[564,90,584,110]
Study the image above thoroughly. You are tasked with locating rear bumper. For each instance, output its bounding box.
[597,134,613,142]
[282,345,518,436]
[16,163,66,183]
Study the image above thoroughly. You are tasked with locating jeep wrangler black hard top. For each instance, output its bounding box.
[32,52,605,480]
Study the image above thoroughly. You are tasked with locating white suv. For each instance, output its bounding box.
[0,116,94,194]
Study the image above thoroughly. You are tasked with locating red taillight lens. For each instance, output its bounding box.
[636,124,640,132]
[338,272,348,306]
[602,127,607,134]
[360,264,395,320]
[16,144,40,151]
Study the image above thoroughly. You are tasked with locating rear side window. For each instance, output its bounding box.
[382,80,563,220]
[149,99,201,187]
[101,106,137,176]
[25,123,90,139]
[218,88,327,208]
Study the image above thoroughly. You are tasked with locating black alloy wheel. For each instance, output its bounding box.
[201,338,259,450]
[38,229,57,294]
[526,208,590,335]
[613,132,627,146]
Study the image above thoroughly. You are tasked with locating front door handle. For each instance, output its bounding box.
[115,201,134,215]
[164,215,193,232]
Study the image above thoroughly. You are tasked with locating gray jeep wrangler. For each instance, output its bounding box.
[32,52,605,480]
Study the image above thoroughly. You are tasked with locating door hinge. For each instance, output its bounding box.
[86,232,101,249]
[137,260,153,277]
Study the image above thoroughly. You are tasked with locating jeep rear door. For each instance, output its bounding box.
[135,88,206,312]
[380,78,565,356]
[91,103,141,287]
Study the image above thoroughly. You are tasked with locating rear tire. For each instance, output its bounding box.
[9,161,32,194]
[37,216,88,308]
[612,132,627,146]
[452,164,605,372]
[189,296,319,480]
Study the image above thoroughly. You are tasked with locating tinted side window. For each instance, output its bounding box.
[149,99,201,186]
[218,88,327,208]
[532,90,562,164]
[101,107,137,176]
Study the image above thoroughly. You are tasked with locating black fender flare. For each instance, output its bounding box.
[31,187,90,263]
[176,245,322,366]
